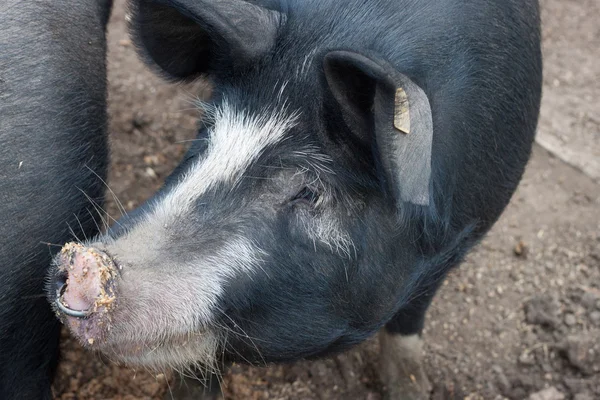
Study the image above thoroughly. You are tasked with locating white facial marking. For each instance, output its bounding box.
[101,234,264,369]
[95,101,297,367]
[154,100,299,221]
[94,100,299,369]
[300,210,356,259]
[111,328,221,372]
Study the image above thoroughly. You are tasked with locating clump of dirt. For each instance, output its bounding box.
[524,294,561,329]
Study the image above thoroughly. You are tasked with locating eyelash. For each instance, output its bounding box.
[290,186,320,206]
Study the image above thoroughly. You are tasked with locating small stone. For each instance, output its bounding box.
[132,113,149,129]
[512,375,534,390]
[528,387,565,400]
[561,335,599,375]
[143,155,158,166]
[525,295,560,329]
[492,365,511,393]
[145,167,157,179]
[574,393,593,400]
[581,292,598,309]
[564,313,577,326]
[512,388,527,399]
[518,350,536,365]
[590,311,600,325]
[563,378,585,392]
[514,240,528,258]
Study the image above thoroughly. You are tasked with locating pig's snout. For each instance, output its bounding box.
[52,242,117,320]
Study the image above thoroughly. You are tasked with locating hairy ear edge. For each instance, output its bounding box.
[323,50,433,206]
[130,0,284,80]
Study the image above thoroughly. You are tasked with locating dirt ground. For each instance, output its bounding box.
[52,0,600,399]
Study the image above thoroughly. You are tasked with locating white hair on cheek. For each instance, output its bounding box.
[314,213,356,259]
[96,98,298,370]
[298,206,356,260]
[101,235,265,371]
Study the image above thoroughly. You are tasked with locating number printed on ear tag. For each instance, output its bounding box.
[394,87,410,135]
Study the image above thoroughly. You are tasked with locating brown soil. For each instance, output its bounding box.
[52,0,600,399]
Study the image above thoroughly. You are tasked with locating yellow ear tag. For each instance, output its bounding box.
[394,87,410,134]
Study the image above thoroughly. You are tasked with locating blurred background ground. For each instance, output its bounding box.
[52,0,599,399]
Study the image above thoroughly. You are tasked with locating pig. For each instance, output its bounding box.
[0,0,112,398]
[48,0,542,398]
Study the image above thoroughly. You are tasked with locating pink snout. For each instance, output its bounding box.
[52,242,118,344]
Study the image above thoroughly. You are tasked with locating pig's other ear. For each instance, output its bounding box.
[129,0,284,80]
[323,50,433,207]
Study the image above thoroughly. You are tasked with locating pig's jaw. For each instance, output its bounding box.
[66,311,221,371]
[101,329,221,372]
[51,231,263,370]
[73,233,261,369]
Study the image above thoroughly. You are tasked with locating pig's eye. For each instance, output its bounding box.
[290,187,320,206]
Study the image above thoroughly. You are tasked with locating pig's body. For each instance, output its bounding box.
[0,1,111,398]
[49,0,541,397]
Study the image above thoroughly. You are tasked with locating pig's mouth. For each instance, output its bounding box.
[98,329,220,370]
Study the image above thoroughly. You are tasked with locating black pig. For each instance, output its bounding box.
[49,0,542,398]
[0,1,112,398]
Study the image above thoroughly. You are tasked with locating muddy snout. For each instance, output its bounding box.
[50,243,118,342]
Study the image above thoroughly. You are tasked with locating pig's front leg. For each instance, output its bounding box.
[380,286,437,400]
[379,331,431,400]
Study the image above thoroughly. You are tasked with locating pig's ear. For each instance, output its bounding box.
[323,51,433,207]
[130,0,284,80]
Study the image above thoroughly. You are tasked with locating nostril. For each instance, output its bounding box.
[55,284,92,318]
[54,270,68,294]
[52,243,117,320]
[55,269,92,319]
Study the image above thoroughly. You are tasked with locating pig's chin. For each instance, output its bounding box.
[66,317,220,371]
[103,332,221,371]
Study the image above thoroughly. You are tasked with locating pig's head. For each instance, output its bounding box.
[48,0,454,372]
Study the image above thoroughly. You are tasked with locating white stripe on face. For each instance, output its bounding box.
[100,234,264,369]
[93,100,297,367]
[115,235,264,326]
[154,100,299,221]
